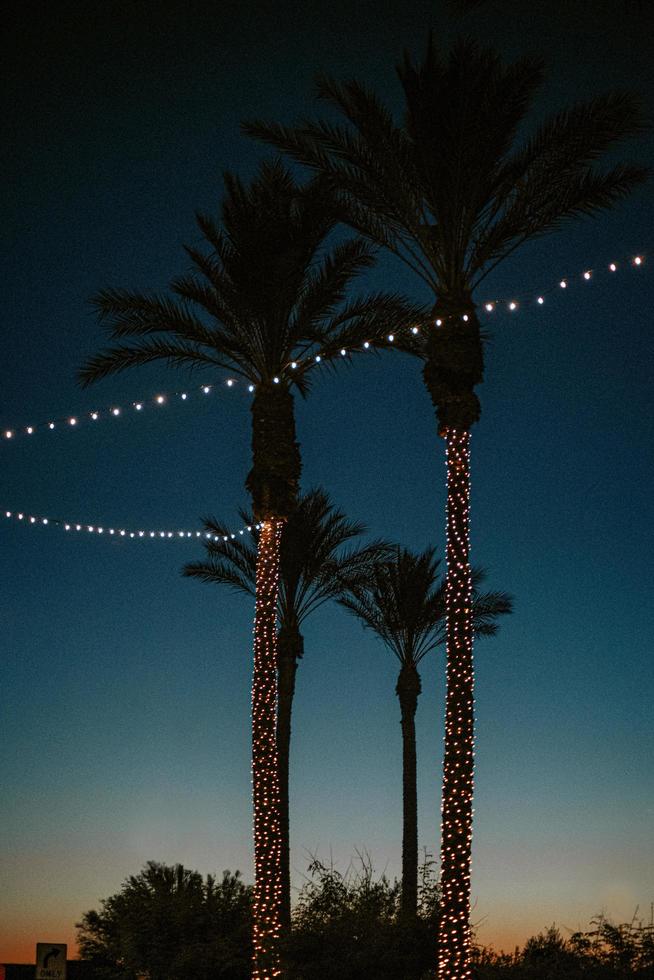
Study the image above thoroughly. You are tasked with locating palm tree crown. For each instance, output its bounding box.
[185,487,390,627]
[80,159,426,517]
[245,38,649,431]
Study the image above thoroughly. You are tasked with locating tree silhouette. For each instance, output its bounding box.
[340,548,512,920]
[184,487,392,930]
[77,862,252,980]
[80,161,424,979]
[245,37,648,979]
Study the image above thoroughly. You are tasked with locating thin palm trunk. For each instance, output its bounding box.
[252,518,285,980]
[276,626,302,931]
[438,428,474,980]
[396,661,422,920]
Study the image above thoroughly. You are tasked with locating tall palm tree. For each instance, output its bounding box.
[79,161,425,979]
[339,548,512,921]
[244,38,649,979]
[183,487,392,931]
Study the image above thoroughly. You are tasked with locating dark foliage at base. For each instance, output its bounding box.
[76,862,252,980]
[74,860,653,979]
[282,855,440,980]
[473,920,654,980]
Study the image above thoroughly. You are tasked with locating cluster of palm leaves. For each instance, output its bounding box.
[80,34,647,980]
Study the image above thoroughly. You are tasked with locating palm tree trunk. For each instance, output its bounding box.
[247,381,301,978]
[438,427,474,980]
[276,626,303,931]
[396,662,422,921]
[251,518,285,980]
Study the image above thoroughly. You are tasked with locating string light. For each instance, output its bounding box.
[1,252,646,444]
[0,379,252,442]
[251,519,284,979]
[438,428,474,980]
[3,508,262,542]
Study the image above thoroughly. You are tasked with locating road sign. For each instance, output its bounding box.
[36,943,67,979]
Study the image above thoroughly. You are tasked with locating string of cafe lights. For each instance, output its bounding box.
[1,378,250,443]
[1,253,646,445]
[3,507,262,542]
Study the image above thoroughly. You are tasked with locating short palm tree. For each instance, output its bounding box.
[339,547,512,921]
[79,160,425,979]
[184,487,392,931]
[245,38,649,979]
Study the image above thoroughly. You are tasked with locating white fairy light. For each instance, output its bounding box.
[273,376,280,384]
[0,253,646,444]
[3,506,262,544]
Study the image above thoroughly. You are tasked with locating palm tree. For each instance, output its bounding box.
[244,39,649,978]
[183,487,392,931]
[79,160,425,979]
[339,547,512,921]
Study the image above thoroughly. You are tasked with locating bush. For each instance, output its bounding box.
[284,852,440,980]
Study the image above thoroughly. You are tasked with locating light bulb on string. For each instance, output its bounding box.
[3,507,264,544]
[0,249,646,445]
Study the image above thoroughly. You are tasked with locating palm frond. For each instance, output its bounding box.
[78,341,230,387]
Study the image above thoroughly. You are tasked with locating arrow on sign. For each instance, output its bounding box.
[44,950,61,967]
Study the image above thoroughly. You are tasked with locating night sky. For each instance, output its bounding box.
[2,0,653,963]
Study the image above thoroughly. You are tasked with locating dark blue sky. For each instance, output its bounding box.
[2,0,653,960]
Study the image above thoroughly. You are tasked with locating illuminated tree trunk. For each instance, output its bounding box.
[252,518,285,980]
[276,625,302,931]
[396,661,422,920]
[438,428,474,980]
[248,382,301,979]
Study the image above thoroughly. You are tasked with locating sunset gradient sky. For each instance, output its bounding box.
[2,0,653,963]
